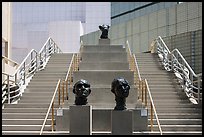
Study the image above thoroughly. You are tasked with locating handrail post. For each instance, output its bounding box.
[35,52,38,71]
[52,102,54,131]
[150,103,153,131]
[145,81,147,107]
[62,81,64,103]
[7,75,10,104]
[66,80,68,100]
[58,82,61,107]
[142,80,144,102]
[197,77,200,104]
[23,62,26,85]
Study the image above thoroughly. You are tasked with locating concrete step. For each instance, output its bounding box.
[2,131,70,135]
[2,125,51,131]
[38,68,69,72]
[81,45,125,52]
[30,77,65,81]
[2,113,53,119]
[23,88,56,93]
[26,85,57,89]
[156,113,202,119]
[28,82,58,86]
[73,70,134,86]
[149,124,202,132]
[2,119,52,125]
[67,87,138,105]
[149,118,202,125]
[81,52,128,62]
[79,62,129,70]
[2,108,49,113]
[21,91,54,96]
[34,72,67,75]
[4,103,50,108]
[152,108,201,113]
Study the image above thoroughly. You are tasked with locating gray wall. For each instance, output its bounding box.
[80,2,202,74]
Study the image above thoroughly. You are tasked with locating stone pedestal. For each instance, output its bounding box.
[133,108,148,131]
[99,39,110,45]
[111,110,133,135]
[70,105,92,135]
[55,107,69,131]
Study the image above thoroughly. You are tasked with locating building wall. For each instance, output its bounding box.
[163,30,202,74]
[111,2,178,25]
[49,21,83,53]
[2,2,12,58]
[80,2,202,74]
[11,2,110,63]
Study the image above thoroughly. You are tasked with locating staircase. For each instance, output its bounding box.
[60,41,138,134]
[2,42,202,135]
[71,44,137,108]
[2,53,73,135]
[135,52,202,135]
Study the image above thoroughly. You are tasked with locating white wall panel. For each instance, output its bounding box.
[148,12,157,30]
[168,6,176,25]
[176,3,187,23]
[187,2,199,20]
[140,16,148,32]
[157,9,167,27]
[132,18,140,35]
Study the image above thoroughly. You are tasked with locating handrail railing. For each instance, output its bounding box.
[40,41,81,134]
[144,79,163,134]
[152,36,202,105]
[2,37,62,106]
[2,55,19,68]
[40,79,61,135]
[126,40,162,134]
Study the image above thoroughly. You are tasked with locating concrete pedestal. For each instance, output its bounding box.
[55,107,69,131]
[111,110,133,135]
[99,39,110,45]
[70,105,92,135]
[133,108,148,131]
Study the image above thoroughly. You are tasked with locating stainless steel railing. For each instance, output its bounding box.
[151,36,202,105]
[2,37,62,107]
[126,40,162,134]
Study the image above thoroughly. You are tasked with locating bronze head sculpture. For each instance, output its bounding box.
[73,79,91,105]
[111,77,130,110]
[99,24,110,39]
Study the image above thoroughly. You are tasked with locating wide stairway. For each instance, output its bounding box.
[2,53,73,135]
[68,43,137,109]
[57,41,138,135]
[2,43,202,135]
[135,52,202,135]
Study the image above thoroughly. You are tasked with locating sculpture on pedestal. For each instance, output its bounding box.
[99,24,110,39]
[111,77,130,110]
[73,79,91,105]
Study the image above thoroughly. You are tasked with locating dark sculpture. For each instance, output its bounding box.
[99,24,110,39]
[111,77,130,110]
[73,79,91,105]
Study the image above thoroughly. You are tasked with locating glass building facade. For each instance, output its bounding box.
[111,2,178,25]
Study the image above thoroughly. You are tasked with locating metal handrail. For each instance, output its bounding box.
[2,55,19,68]
[2,37,62,106]
[40,79,61,135]
[144,79,162,135]
[65,54,75,81]
[126,40,162,133]
[153,36,202,104]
